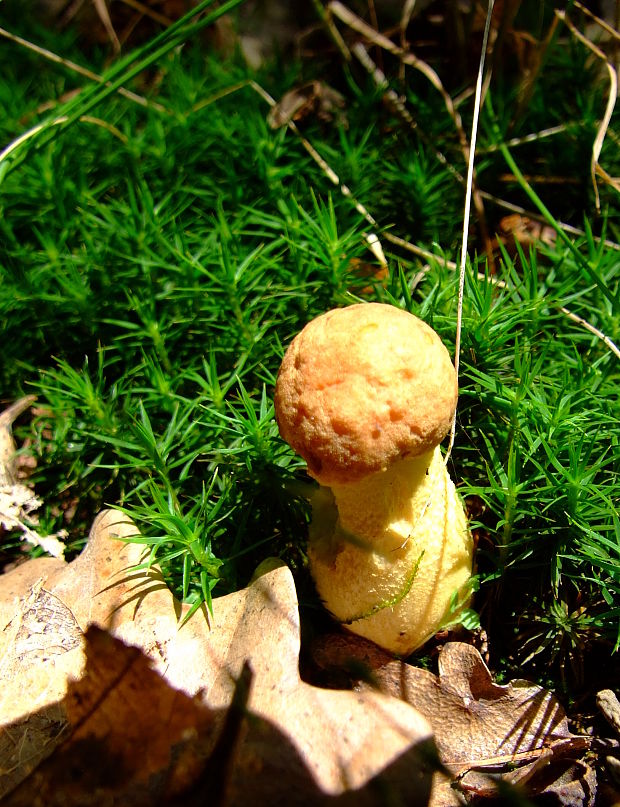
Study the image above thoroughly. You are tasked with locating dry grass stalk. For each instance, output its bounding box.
[555,8,619,212]
[447,0,496,463]
[0,25,169,113]
[327,0,495,270]
[350,41,466,189]
[231,77,619,364]
[119,0,174,28]
[0,115,128,167]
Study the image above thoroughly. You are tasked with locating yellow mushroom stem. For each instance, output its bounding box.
[307,446,473,656]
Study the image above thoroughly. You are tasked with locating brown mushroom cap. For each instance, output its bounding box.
[274,303,457,486]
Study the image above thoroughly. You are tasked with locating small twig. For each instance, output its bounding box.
[191,80,254,113]
[366,0,383,73]
[498,173,580,185]
[400,0,419,45]
[469,266,619,359]
[311,0,351,63]
[399,0,418,83]
[382,232,457,270]
[93,0,121,54]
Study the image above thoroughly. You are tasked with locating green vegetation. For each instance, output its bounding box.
[0,0,618,687]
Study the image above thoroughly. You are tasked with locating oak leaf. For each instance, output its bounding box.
[312,633,597,804]
[0,510,436,805]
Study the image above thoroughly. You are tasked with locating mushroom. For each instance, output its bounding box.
[274,302,473,656]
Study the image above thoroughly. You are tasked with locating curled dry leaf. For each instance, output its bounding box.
[312,633,597,805]
[0,510,436,806]
[496,213,557,252]
[267,81,347,129]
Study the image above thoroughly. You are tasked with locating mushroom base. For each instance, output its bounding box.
[307,447,473,656]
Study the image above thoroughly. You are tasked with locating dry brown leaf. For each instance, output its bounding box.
[0,397,66,557]
[312,632,597,804]
[0,397,35,486]
[3,625,218,807]
[346,257,389,295]
[267,81,347,129]
[0,484,67,558]
[0,510,436,805]
[492,214,557,258]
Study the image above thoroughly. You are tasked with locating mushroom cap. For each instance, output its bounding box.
[274,303,457,486]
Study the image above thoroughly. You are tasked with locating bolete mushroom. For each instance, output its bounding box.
[274,302,473,656]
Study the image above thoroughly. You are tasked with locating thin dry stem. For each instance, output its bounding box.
[189,71,620,365]
[573,0,620,42]
[93,0,121,53]
[467,273,619,360]
[328,0,495,268]
[350,42,465,186]
[560,308,620,360]
[400,0,419,41]
[119,0,174,27]
[479,124,569,153]
[191,80,253,113]
[0,26,169,113]
[556,8,619,211]
[311,0,351,62]
[399,0,418,82]
[592,61,617,210]
[446,0,495,464]
[0,115,128,166]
